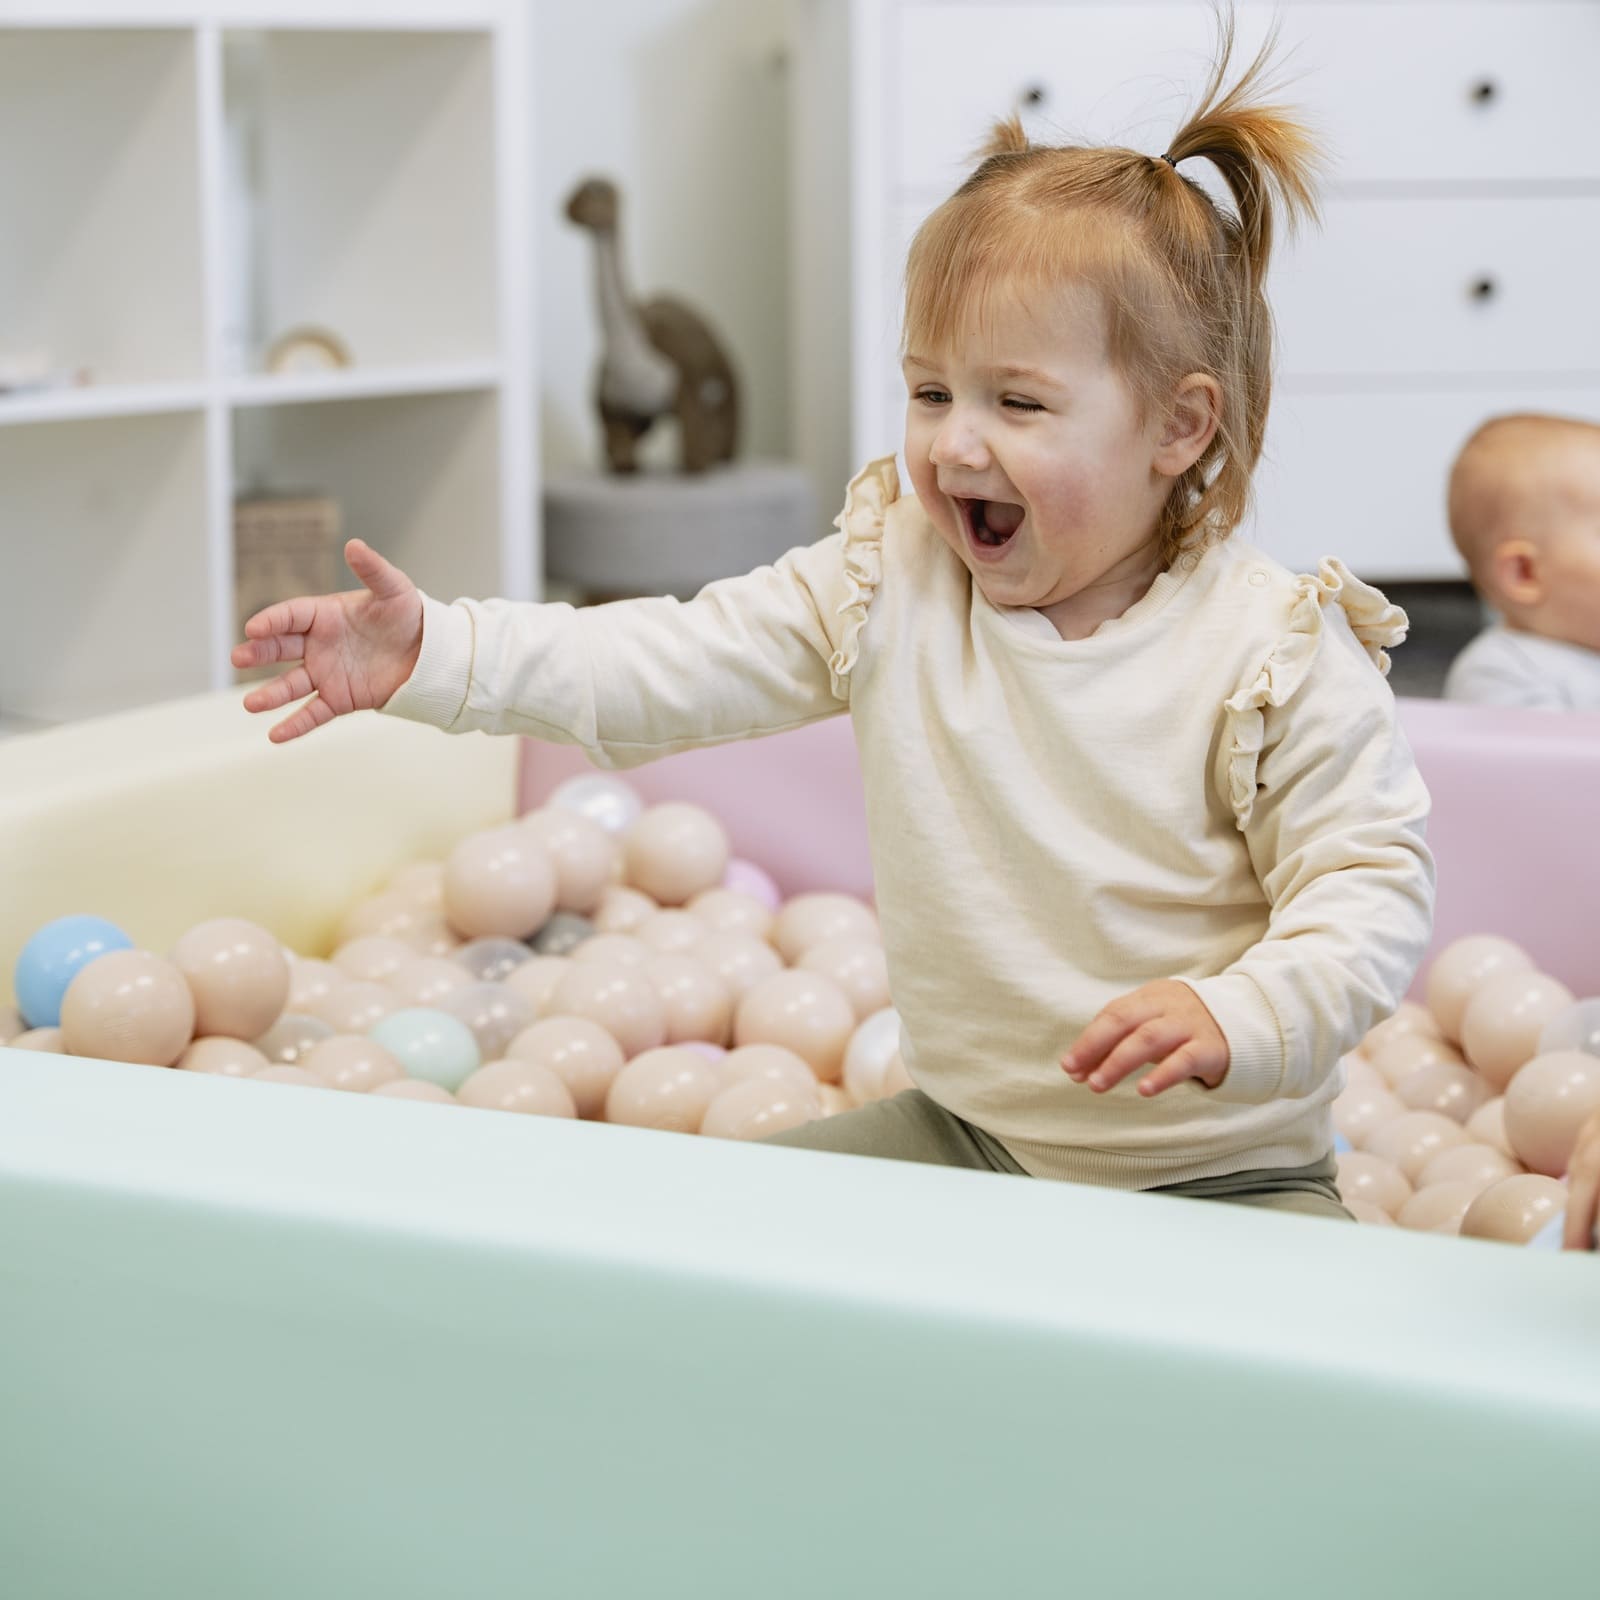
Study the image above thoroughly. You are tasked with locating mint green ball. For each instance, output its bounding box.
[369,1008,482,1093]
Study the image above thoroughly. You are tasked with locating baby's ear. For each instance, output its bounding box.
[1154,375,1221,475]
[1488,537,1544,609]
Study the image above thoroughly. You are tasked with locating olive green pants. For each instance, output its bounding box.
[763,1089,1352,1220]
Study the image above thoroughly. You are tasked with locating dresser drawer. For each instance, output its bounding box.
[893,1,1600,193]
[1247,387,1600,578]
[1271,197,1600,377]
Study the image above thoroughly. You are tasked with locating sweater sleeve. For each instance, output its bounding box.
[1180,563,1437,1105]
[380,456,896,769]
[1444,629,1572,710]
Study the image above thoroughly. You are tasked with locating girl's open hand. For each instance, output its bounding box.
[1062,979,1230,1096]
[231,539,424,744]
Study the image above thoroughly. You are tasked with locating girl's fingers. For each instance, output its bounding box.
[232,633,306,672]
[1082,1019,1189,1093]
[269,693,335,744]
[244,595,321,640]
[243,666,313,714]
[345,538,411,600]
[1063,998,1156,1080]
[1138,1044,1210,1097]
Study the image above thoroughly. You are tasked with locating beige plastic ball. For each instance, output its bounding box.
[1335,1151,1413,1216]
[176,1036,270,1077]
[251,1013,334,1065]
[500,955,574,1017]
[1331,1082,1406,1148]
[395,913,462,958]
[1459,1173,1567,1244]
[734,969,857,1084]
[1502,1050,1600,1177]
[604,1046,721,1133]
[1466,1096,1515,1157]
[371,1077,456,1105]
[1425,935,1535,1044]
[817,1084,853,1117]
[641,953,734,1047]
[333,936,414,985]
[1359,1002,1442,1059]
[10,1027,65,1052]
[168,918,290,1041]
[1396,1182,1478,1234]
[303,1034,404,1094]
[692,931,784,1002]
[518,807,619,915]
[622,803,730,906]
[1363,1110,1469,1183]
[337,893,428,946]
[60,950,196,1067]
[1345,1198,1397,1227]
[1459,971,1578,1091]
[505,1016,626,1119]
[1366,1032,1466,1089]
[286,957,342,1015]
[251,1064,323,1088]
[385,860,446,908]
[547,962,667,1060]
[458,1059,578,1118]
[842,1008,903,1106]
[443,826,558,941]
[569,933,651,969]
[771,893,881,965]
[591,885,658,935]
[1416,1141,1518,1196]
[686,887,775,942]
[799,937,892,1023]
[701,1075,821,1140]
[1339,1054,1387,1098]
[1394,1060,1491,1124]
[1,1005,25,1044]
[312,981,399,1034]
[634,909,709,955]
[386,956,476,1009]
[718,1043,819,1097]
[880,1052,915,1097]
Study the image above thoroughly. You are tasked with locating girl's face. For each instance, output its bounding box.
[902,282,1176,614]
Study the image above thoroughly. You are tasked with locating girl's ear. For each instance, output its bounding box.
[1488,538,1544,609]
[1154,374,1222,477]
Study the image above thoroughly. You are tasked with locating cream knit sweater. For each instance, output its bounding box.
[384,457,1435,1187]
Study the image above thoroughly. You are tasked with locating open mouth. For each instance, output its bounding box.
[956,496,1025,551]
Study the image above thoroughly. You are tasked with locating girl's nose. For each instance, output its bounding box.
[929,416,990,470]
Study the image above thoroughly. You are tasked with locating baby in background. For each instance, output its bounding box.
[1443,413,1600,712]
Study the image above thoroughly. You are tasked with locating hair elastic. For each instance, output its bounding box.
[1159,152,1179,168]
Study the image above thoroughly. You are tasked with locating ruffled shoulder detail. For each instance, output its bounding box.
[826,455,899,697]
[1221,558,1409,826]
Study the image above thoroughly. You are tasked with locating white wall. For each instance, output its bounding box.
[535,0,792,478]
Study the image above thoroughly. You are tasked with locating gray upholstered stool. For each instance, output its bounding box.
[542,462,819,602]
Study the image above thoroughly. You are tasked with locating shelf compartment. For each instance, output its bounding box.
[222,28,498,377]
[0,410,212,725]
[0,29,206,388]
[232,388,502,615]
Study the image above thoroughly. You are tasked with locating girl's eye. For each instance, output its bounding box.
[913,388,950,406]
[1004,398,1044,413]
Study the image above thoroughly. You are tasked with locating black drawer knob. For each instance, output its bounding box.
[1469,79,1498,105]
[1019,82,1048,108]
[1468,276,1498,301]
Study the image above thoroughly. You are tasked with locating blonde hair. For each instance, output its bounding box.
[1447,412,1600,581]
[901,4,1322,562]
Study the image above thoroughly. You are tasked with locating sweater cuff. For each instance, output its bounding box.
[379,593,474,729]
[1175,973,1285,1105]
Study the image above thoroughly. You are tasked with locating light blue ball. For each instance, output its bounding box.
[369,1008,482,1093]
[14,914,135,1029]
[1526,1213,1567,1252]
[1333,1132,1353,1155]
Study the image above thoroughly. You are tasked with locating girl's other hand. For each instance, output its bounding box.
[1563,1108,1600,1251]
[1062,979,1230,1096]
[231,539,424,744]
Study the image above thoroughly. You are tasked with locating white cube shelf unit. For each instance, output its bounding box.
[0,0,533,731]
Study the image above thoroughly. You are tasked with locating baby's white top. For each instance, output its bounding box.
[1444,623,1600,712]
[384,457,1435,1188]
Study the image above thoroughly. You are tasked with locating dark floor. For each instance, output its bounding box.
[1380,581,1487,700]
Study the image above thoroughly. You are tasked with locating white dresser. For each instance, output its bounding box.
[789,0,1600,578]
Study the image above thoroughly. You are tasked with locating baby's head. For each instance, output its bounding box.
[1447,413,1600,653]
[898,13,1320,615]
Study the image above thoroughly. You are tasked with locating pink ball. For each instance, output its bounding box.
[720,857,781,911]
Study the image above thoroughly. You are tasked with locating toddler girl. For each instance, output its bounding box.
[233,19,1434,1220]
